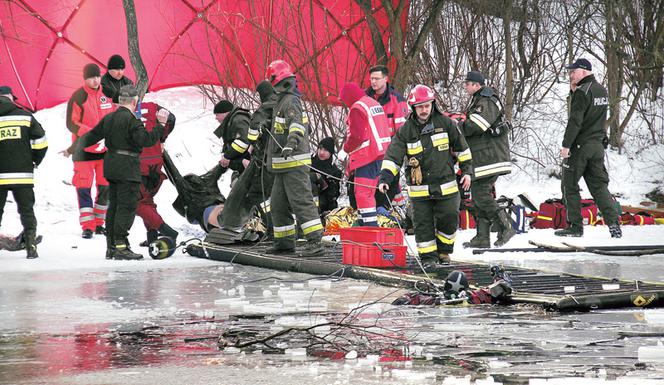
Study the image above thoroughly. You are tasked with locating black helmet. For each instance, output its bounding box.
[443,270,469,297]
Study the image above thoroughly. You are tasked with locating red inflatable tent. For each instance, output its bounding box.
[1,0,404,110]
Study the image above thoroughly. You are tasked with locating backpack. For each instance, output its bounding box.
[530,198,567,229]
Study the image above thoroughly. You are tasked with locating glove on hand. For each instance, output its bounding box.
[409,157,422,185]
[281,147,293,158]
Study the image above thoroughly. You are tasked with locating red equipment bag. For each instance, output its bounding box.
[459,209,476,229]
[620,212,656,226]
[530,199,567,229]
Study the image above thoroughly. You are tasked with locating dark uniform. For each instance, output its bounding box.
[379,107,473,261]
[214,106,252,175]
[0,91,48,259]
[460,80,514,248]
[77,90,164,260]
[310,137,342,216]
[266,76,324,255]
[217,81,277,231]
[559,73,621,237]
[101,73,133,104]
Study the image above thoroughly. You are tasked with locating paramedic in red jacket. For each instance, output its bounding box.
[66,63,116,239]
[135,102,179,246]
[340,82,392,226]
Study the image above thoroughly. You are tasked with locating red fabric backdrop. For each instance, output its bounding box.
[1,0,405,110]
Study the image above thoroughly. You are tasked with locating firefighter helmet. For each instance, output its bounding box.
[407,84,435,107]
[267,60,294,86]
[443,270,469,296]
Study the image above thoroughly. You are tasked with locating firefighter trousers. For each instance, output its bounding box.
[219,159,274,231]
[270,168,323,249]
[0,186,37,234]
[412,193,460,258]
[471,175,499,220]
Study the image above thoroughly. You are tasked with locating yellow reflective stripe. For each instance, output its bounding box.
[272,154,311,169]
[302,221,323,235]
[0,178,34,185]
[457,148,472,162]
[407,185,429,198]
[440,181,458,196]
[259,199,271,213]
[417,240,437,254]
[536,215,552,221]
[0,120,30,128]
[31,140,49,150]
[431,133,448,147]
[469,113,490,131]
[289,123,305,135]
[436,230,456,245]
[247,129,260,141]
[381,159,399,176]
[407,141,423,155]
[302,113,309,124]
[475,162,512,178]
[231,139,249,153]
[274,224,296,238]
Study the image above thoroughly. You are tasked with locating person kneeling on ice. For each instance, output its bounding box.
[392,267,513,306]
[378,85,473,267]
[76,85,167,260]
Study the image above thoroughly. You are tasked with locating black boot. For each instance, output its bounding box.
[298,241,325,258]
[463,218,491,248]
[158,223,179,239]
[140,229,159,247]
[110,239,143,260]
[608,223,622,238]
[95,225,106,235]
[266,242,295,255]
[554,226,583,237]
[25,230,38,259]
[494,210,516,247]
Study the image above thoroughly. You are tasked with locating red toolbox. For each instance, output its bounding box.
[339,226,407,267]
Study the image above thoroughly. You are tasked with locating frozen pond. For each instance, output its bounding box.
[2,261,664,384]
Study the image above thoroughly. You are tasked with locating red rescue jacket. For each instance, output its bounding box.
[139,102,175,175]
[366,84,409,136]
[66,85,115,154]
[343,95,392,172]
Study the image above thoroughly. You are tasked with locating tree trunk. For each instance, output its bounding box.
[502,0,514,122]
[122,0,149,98]
[605,0,623,149]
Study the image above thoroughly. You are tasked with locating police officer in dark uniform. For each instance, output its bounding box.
[213,100,252,177]
[265,60,324,257]
[76,85,166,260]
[216,80,277,232]
[379,85,473,265]
[459,71,515,248]
[558,58,621,238]
[0,86,48,259]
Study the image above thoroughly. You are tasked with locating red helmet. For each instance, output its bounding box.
[267,60,294,86]
[407,84,435,107]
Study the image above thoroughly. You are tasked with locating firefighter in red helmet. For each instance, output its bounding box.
[378,85,473,266]
[264,60,325,257]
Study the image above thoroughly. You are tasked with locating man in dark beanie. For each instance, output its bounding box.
[66,62,115,239]
[101,54,134,103]
[459,70,514,249]
[76,85,167,260]
[310,137,342,217]
[213,100,252,176]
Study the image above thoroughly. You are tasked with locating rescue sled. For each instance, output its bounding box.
[185,238,664,312]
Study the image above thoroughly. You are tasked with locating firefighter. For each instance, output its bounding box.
[0,86,48,259]
[264,60,324,257]
[340,82,392,226]
[135,102,179,247]
[378,85,473,265]
[76,85,166,260]
[459,71,514,248]
[215,80,277,233]
[558,58,621,238]
[101,54,134,103]
[213,100,252,178]
[66,63,115,239]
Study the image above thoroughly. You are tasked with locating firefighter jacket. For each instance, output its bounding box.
[266,77,312,173]
[365,83,409,135]
[77,106,163,183]
[563,74,609,149]
[0,98,48,187]
[249,93,279,164]
[101,73,134,103]
[214,106,252,172]
[343,95,392,172]
[379,108,473,201]
[138,102,175,179]
[66,84,115,161]
[461,86,511,180]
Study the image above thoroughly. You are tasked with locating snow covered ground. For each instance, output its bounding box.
[1,86,662,274]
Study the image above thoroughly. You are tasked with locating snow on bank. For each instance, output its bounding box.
[0,86,662,274]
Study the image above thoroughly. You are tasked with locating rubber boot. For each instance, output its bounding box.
[438,253,451,264]
[608,223,622,238]
[111,239,143,260]
[25,230,38,259]
[554,226,583,237]
[494,210,516,247]
[140,229,159,247]
[158,223,179,240]
[463,218,490,248]
[298,241,325,258]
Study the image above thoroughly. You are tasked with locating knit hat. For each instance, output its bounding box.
[83,63,101,79]
[339,82,365,107]
[256,80,275,103]
[318,137,335,155]
[565,58,592,71]
[214,100,234,114]
[0,85,17,101]
[107,54,126,70]
[465,71,485,85]
[118,85,139,98]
